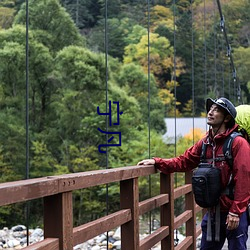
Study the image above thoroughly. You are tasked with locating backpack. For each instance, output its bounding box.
[235,105,250,142]
[192,131,241,208]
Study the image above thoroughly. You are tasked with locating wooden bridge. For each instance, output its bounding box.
[0,165,204,250]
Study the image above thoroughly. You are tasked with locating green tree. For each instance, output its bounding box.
[234,46,250,102]
[50,46,143,168]
[61,0,101,29]
[124,32,185,88]
[47,46,151,224]
[86,17,138,60]
[14,0,84,52]
[0,26,55,132]
[116,63,165,132]
[0,112,26,181]
[222,0,250,46]
[30,141,57,177]
[0,38,28,180]
[50,46,106,150]
[98,0,145,21]
[123,31,185,116]
[0,24,56,135]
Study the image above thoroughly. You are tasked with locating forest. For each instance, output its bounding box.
[0,0,249,228]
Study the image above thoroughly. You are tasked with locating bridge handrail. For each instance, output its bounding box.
[0,165,155,206]
[0,165,202,250]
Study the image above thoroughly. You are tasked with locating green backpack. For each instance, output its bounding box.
[235,105,250,142]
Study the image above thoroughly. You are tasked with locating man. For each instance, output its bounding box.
[138,97,250,250]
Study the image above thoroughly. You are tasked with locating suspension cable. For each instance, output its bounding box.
[147,0,152,234]
[191,0,195,144]
[104,0,109,248]
[104,0,108,168]
[216,0,242,104]
[147,2,151,160]
[25,0,30,245]
[172,0,179,245]
[213,0,217,94]
[218,32,225,96]
[25,0,29,181]
[172,0,177,193]
[203,0,207,98]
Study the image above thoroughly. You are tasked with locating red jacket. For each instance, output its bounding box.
[154,124,250,216]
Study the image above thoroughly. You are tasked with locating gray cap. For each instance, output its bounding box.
[206,97,237,119]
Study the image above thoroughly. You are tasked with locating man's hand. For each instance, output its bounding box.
[226,213,240,230]
[137,159,155,166]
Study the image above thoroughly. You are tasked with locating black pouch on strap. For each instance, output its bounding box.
[192,163,221,208]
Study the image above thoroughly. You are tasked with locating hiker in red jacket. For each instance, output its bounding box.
[138,97,250,250]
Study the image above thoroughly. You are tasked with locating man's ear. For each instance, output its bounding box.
[224,114,232,123]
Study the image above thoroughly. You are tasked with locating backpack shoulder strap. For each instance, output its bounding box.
[223,132,242,169]
[200,141,208,163]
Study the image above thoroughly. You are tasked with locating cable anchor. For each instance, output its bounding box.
[227,45,231,58]
[220,15,225,32]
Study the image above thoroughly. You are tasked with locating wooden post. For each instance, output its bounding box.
[185,171,196,250]
[120,178,139,250]
[160,173,174,250]
[44,192,73,250]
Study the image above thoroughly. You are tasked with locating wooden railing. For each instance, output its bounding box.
[0,165,203,250]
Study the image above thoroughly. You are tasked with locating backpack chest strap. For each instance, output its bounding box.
[202,157,226,163]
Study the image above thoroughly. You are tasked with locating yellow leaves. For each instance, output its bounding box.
[183,99,193,115]
[200,112,207,118]
[158,88,174,105]
[166,80,180,91]
[152,5,173,19]
[158,80,182,116]
[176,128,205,156]
[124,31,185,83]
[124,32,173,75]
[159,80,179,104]
[184,128,205,142]
[148,5,174,32]
[174,56,186,77]
[158,87,181,117]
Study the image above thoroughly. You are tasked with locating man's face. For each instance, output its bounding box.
[207,104,226,127]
